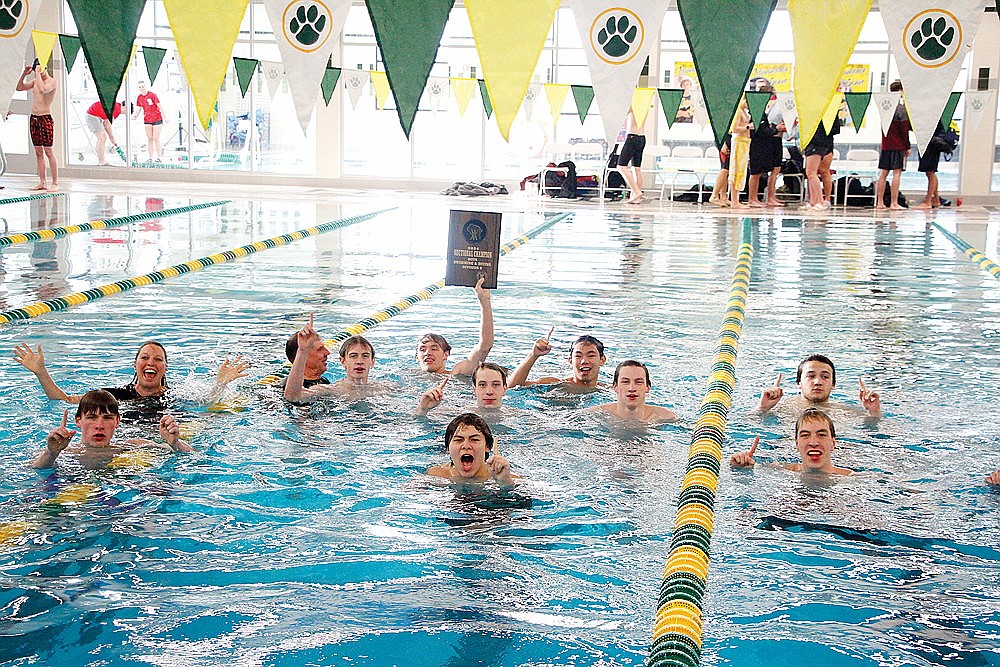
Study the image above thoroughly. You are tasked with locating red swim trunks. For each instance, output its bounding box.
[29,114,54,147]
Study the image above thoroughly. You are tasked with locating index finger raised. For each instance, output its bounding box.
[774,372,783,386]
[858,377,867,391]
[546,326,554,341]
[748,435,760,456]
[60,409,68,428]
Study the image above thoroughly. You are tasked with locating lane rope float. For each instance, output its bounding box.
[651,217,754,667]
[931,222,1000,279]
[0,208,394,325]
[0,192,66,206]
[0,200,230,249]
[258,211,574,385]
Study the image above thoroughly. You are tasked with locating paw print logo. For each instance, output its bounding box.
[282,0,332,53]
[879,97,894,112]
[265,65,282,82]
[782,98,795,112]
[971,96,984,112]
[903,10,961,69]
[347,73,363,90]
[524,86,536,102]
[590,8,644,65]
[429,81,443,96]
[0,0,27,37]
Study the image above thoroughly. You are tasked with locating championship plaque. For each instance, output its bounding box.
[445,210,502,289]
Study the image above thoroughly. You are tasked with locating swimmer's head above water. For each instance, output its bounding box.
[473,362,507,409]
[417,333,451,373]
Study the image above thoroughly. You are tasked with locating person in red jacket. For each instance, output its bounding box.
[133,81,164,162]
[85,100,122,166]
[875,81,911,211]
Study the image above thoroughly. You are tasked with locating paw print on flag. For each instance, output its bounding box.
[589,8,644,65]
[903,9,962,69]
[282,0,332,53]
[0,0,27,36]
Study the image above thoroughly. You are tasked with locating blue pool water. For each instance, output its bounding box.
[0,193,999,666]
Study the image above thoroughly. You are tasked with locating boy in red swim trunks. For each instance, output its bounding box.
[16,62,58,191]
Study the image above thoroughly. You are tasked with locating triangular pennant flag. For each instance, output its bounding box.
[321,66,341,106]
[427,76,448,113]
[775,91,798,133]
[677,0,778,147]
[344,68,369,109]
[451,76,476,116]
[844,91,871,131]
[789,0,872,147]
[881,0,989,153]
[366,0,455,138]
[544,83,569,127]
[262,60,285,99]
[58,34,82,73]
[466,0,562,140]
[963,89,995,134]
[569,0,669,142]
[872,91,903,134]
[745,90,772,126]
[0,0,40,118]
[523,82,542,120]
[233,57,259,97]
[142,46,167,84]
[939,91,962,128]
[370,70,391,109]
[821,93,842,133]
[263,0,351,133]
[478,79,493,118]
[630,87,656,129]
[31,30,58,69]
[571,85,595,124]
[689,87,709,129]
[164,0,248,130]
[657,88,684,127]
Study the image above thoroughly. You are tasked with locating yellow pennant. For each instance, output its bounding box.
[162,0,250,130]
[466,0,561,140]
[370,70,391,110]
[125,44,139,77]
[451,77,477,117]
[544,83,569,128]
[822,94,842,135]
[631,87,657,130]
[31,31,59,70]
[789,0,872,147]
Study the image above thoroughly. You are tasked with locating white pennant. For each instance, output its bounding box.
[344,69,369,110]
[880,0,989,153]
[569,0,668,142]
[261,60,285,99]
[262,0,351,133]
[690,88,709,129]
[523,82,542,121]
[964,89,996,135]
[0,0,41,118]
[775,92,798,135]
[426,76,447,113]
[871,91,902,135]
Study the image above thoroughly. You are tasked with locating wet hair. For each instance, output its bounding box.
[473,362,508,386]
[795,407,836,440]
[131,341,168,388]
[417,333,451,354]
[339,335,375,360]
[796,354,836,385]
[76,389,120,418]
[889,80,903,93]
[444,413,494,452]
[570,335,605,358]
[285,334,299,363]
[612,360,650,386]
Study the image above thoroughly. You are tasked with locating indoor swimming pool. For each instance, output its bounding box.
[0,190,998,666]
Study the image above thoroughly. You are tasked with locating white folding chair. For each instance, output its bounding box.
[663,145,707,202]
[841,148,880,208]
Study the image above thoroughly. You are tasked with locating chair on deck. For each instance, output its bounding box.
[840,148,880,207]
[662,145,708,202]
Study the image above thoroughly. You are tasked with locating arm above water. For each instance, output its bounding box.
[14,343,82,403]
[756,373,783,413]
[31,410,76,469]
[506,328,556,388]
[450,278,493,376]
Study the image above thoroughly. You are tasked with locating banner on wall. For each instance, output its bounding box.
[880,0,989,153]
[840,63,871,92]
[749,63,792,91]
[569,0,669,142]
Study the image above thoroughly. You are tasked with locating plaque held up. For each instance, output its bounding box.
[445,210,502,289]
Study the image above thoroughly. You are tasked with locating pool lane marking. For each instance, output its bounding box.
[257,211,575,385]
[0,200,230,248]
[651,217,754,667]
[0,191,65,206]
[0,208,394,325]
[931,222,1000,279]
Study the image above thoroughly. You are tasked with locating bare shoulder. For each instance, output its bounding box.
[426,464,452,479]
[648,406,679,423]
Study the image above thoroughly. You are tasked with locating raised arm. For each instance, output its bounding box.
[15,67,33,91]
[32,410,76,468]
[506,327,556,388]
[416,376,449,415]
[487,441,515,489]
[756,372,784,413]
[158,414,193,452]
[283,316,323,403]
[14,343,80,403]
[858,378,881,420]
[204,355,251,404]
[451,278,493,376]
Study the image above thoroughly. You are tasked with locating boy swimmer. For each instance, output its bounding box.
[730,407,853,475]
[757,354,881,419]
[507,329,606,392]
[426,413,513,487]
[32,389,192,469]
[587,360,678,423]
[416,278,493,376]
[417,362,508,415]
[284,314,380,402]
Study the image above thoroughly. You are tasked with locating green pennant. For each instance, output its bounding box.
[233,57,259,98]
[571,85,594,125]
[366,0,456,138]
[939,91,962,129]
[58,34,82,74]
[657,89,684,128]
[142,46,166,84]
[66,0,146,121]
[478,79,493,118]
[745,90,771,126]
[843,92,871,132]
[321,67,341,107]
[677,0,777,147]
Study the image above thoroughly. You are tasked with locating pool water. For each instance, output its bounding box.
[1,192,999,666]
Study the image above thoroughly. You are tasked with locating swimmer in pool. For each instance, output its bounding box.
[586,360,678,423]
[283,315,379,402]
[416,277,493,376]
[730,407,853,476]
[31,390,192,469]
[14,340,249,405]
[417,362,509,415]
[987,470,1000,486]
[756,354,881,420]
[507,330,606,393]
[426,413,514,487]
